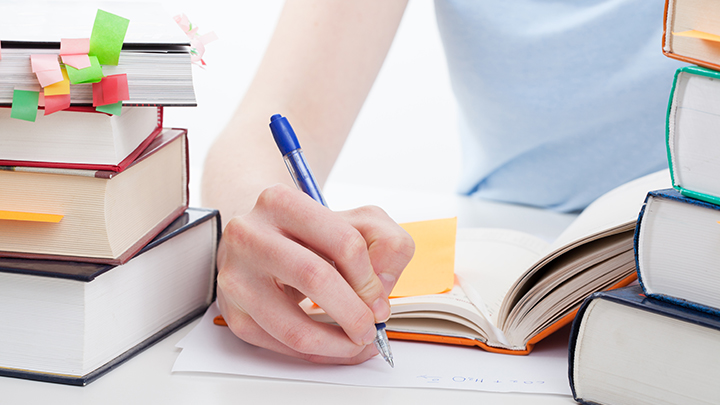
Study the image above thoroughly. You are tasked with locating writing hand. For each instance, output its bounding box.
[216,184,414,364]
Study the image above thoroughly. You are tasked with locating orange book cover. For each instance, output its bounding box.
[662,0,720,70]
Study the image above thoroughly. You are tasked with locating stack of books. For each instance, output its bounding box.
[568,1,720,403]
[0,5,219,386]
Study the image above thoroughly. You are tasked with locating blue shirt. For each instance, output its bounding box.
[434,0,685,212]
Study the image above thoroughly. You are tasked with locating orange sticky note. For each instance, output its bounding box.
[673,29,720,43]
[390,217,457,298]
[0,210,63,223]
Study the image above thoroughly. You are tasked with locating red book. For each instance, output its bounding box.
[0,106,163,172]
[0,128,189,264]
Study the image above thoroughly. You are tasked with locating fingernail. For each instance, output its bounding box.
[371,297,391,323]
[378,273,396,296]
[361,325,377,346]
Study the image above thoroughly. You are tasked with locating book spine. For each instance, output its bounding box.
[567,288,602,403]
[662,0,673,54]
[633,191,651,294]
[665,68,681,191]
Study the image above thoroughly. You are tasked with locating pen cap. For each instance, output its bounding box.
[269,114,301,156]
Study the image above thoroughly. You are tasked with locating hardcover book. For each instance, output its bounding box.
[0,128,189,264]
[662,0,720,70]
[635,188,720,314]
[0,106,162,172]
[666,66,720,205]
[0,2,196,106]
[569,285,720,405]
[0,208,220,386]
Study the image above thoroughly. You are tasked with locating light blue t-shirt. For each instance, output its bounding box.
[434,0,685,212]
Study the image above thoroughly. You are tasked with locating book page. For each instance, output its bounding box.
[549,170,671,251]
[497,170,671,333]
[453,228,548,326]
[301,227,548,345]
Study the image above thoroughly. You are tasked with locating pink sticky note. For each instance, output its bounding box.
[61,54,91,69]
[36,69,64,87]
[30,54,60,73]
[44,68,70,96]
[43,94,72,115]
[60,38,90,55]
[199,31,219,46]
[92,74,129,106]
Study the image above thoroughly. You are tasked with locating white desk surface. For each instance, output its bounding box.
[1,1,583,403]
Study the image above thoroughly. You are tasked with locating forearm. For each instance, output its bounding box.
[202,0,408,219]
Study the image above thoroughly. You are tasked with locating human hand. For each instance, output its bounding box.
[216,184,415,364]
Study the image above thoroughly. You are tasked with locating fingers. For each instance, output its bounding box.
[217,183,415,363]
[217,288,377,364]
[339,205,415,296]
[253,185,394,326]
[219,212,378,350]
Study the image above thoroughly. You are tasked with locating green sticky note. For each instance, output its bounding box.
[89,9,129,66]
[66,55,104,84]
[10,90,40,122]
[95,101,122,115]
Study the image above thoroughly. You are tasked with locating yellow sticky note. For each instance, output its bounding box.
[44,68,70,96]
[390,217,457,298]
[673,29,720,43]
[0,210,63,223]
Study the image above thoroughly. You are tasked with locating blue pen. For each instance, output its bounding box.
[269,114,394,368]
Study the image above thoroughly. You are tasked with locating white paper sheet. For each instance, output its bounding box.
[173,303,572,395]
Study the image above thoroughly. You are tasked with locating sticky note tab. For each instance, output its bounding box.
[44,94,72,115]
[61,54,91,69]
[30,54,60,73]
[0,210,63,223]
[60,38,90,55]
[673,30,720,43]
[92,74,129,106]
[10,89,40,122]
[44,68,70,96]
[65,55,103,84]
[390,217,457,298]
[89,9,129,65]
[35,68,64,87]
[96,101,122,115]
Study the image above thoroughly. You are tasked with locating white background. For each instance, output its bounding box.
[153,0,461,208]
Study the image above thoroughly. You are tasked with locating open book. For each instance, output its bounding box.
[303,170,671,354]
